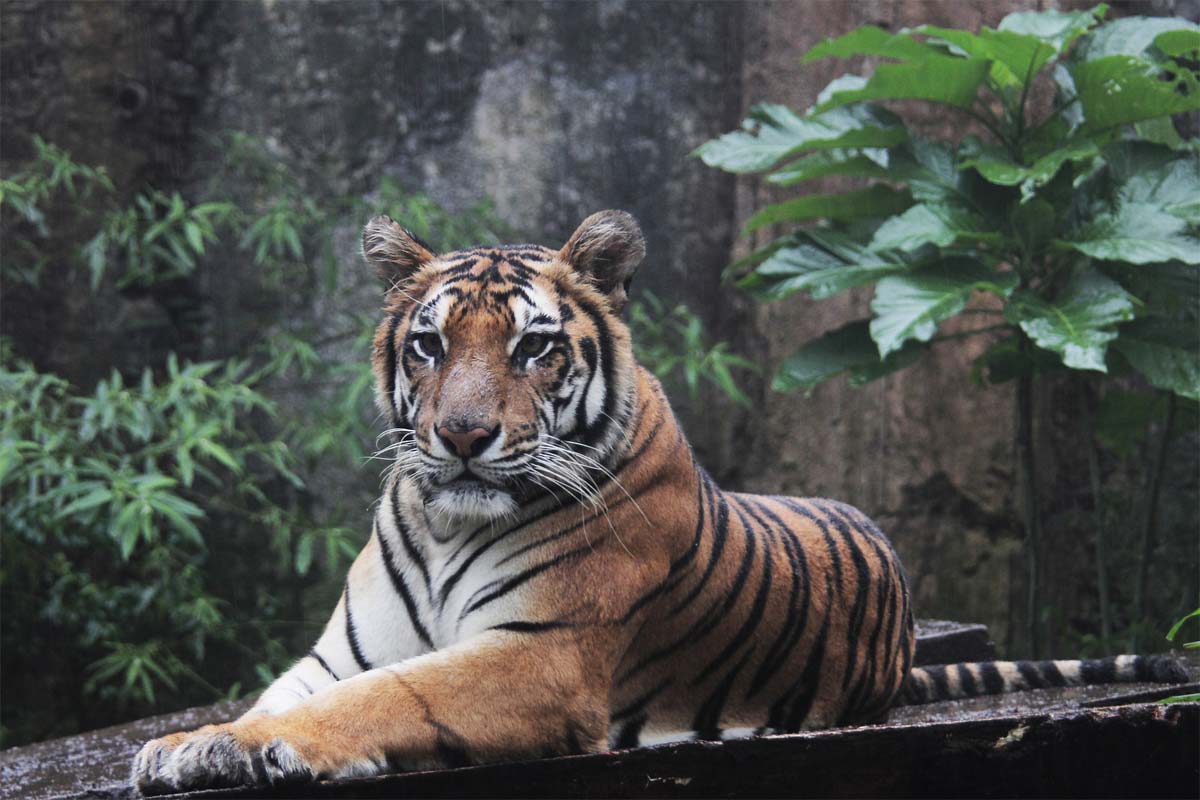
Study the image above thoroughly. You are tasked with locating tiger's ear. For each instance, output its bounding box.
[362,215,437,289]
[559,210,646,312]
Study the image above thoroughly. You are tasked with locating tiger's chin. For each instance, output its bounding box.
[428,480,518,521]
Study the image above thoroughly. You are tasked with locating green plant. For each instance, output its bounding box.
[0,132,510,747]
[629,291,756,408]
[0,346,319,741]
[697,6,1199,656]
[1159,608,1199,703]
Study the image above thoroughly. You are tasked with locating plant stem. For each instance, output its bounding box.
[1016,334,1042,658]
[1132,391,1177,651]
[1082,383,1112,653]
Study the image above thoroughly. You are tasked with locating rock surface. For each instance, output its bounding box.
[5,622,1194,800]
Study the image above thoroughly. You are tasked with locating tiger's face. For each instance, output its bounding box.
[365,211,645,523]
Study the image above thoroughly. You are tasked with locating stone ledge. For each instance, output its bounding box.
[5,622,1194,800]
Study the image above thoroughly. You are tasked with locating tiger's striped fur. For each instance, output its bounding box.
[132,211,1186,793]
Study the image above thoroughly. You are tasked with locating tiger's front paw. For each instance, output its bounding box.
[131,722,313,795]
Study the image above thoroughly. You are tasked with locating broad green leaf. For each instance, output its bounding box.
[814,54,992,112]
[802,26,941,64]
[1112,318,1200,400]
[694,102,907,173]
[1012,198,1056,259]
[1004,267,1135,371]
[870,260,1017,357]
[742,230,907,300]
[1101,260,1199,318]
[744,185,912,232]
[869,202,988,252]
[1154,29,1200,59]
[1072,55,1200,132]
[960,138,1100,197]
[773,320,924,394]
[1117,156,1200,225]
[1061,201,1200,264]
[767,150,889,186]
[888,138,965,202]
[914,26,1057,89]
[1079,16,1200,60]
[1134,117,1187,150]
[998,6,1106,52]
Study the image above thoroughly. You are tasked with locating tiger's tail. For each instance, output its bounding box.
[898,654,1188,705]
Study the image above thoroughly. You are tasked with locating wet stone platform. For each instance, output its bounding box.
[3,621,1196,800]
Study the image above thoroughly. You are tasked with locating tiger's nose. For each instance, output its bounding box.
[436,424,498,459]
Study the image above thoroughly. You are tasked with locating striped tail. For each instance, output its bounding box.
[898,654,1188,705]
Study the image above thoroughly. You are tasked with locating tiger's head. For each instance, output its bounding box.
[365,211,646,523]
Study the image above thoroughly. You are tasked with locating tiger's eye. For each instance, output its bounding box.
[416,332,443,358]
[519,333,548,358]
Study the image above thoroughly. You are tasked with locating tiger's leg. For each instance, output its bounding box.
[132,630,608,793]
[245,525,436,719]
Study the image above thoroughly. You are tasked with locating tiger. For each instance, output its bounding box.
[132,210,1187,793]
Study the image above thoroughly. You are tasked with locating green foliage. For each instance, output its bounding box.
[0,133,505,747]
[699,5,1199,660]
[629,292,756,407]
[1160,608,1200,703]
[697,6,1200,398]
[1,346,308,724]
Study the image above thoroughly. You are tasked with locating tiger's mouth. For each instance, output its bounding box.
[428,475,518,520]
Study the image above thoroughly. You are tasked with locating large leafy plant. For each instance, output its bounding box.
[697,6,1199,656]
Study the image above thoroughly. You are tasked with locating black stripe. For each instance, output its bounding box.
[1040,659,1066,686]
[489,620,573,633]
[744,497,811,700]
[461,542,596,618]
[496,492,635,567]
[691,503,773,687]
[618,488,754,685]
[307,649,340,681]
[621,474,707,624]
[613,716,646,750]
[926,665,951,700]
[611,678,673,722]
[343,584,372,671]
[391,482,432,601]
[1081,657,1118,683]
[957,663,978,696]
[669,477,730,615]
[773,510,840,732]
[573,297,620,447]
[1019,661,1047,689]
[693,646,756,741]
[375,523,435,648]
[574,337,599,435]
[844,532,893,718]
[979,662,1006,694]
[437,503,565,608]
[815,502,872,697]
[383,314,402,427]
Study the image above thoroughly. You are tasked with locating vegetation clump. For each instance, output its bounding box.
[698,6,1199,658]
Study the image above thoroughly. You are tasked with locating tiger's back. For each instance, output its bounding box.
[594,369,915,745]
